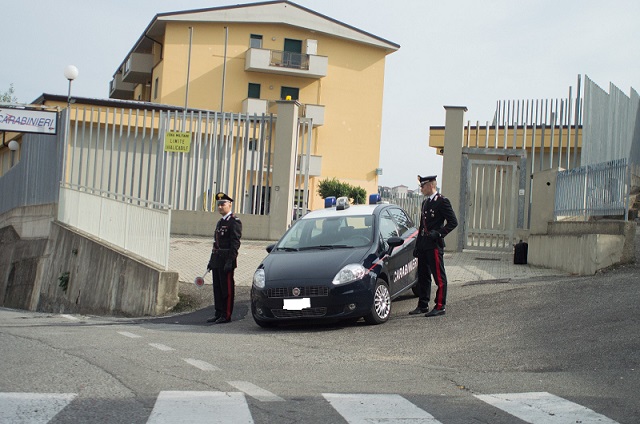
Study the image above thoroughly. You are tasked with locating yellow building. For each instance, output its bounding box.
[109,1,399,210]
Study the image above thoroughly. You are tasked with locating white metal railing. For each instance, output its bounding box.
[554,158,630,221]
[58,184,172,269]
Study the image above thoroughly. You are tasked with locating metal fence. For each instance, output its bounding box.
[58,184,171,269]
[379,195,424,226]
[582,76,640,166]
[0,131,62,216]
[554,158,630,221]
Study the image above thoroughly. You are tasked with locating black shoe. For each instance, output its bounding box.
[409,307,429,315]
[425,308,445,317]
[214,316,230,324]
[206,314,221,323]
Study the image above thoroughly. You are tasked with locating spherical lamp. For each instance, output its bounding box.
[64,65,79,81]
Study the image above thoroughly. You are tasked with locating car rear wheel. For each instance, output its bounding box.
[364,279,391,324]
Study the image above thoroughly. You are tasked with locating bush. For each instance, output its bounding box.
[317,178,367,205]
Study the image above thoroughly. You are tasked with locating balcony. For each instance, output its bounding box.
[301,104,324,127]
[245,48,328,79]
[123,53,154,84]
[242,98,269,116]
[242,99,324,127]
[109,73,135,100]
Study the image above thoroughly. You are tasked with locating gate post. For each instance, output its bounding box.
[269,100,299,239]
[441,106,467,252]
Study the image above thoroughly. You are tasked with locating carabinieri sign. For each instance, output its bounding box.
[0,108,58,135]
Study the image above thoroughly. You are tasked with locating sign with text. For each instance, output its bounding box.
[0,108,57,134]
[164,131,192,153]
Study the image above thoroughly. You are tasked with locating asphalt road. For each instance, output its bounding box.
[1,258,638,423]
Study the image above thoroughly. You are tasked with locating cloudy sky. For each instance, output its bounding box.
[3,0,639,188]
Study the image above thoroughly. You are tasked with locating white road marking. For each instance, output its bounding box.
[474,392,619,424]
[117,331,142,338]
[323,393,443,423]
[183,358,220,371]
[227,381,285,402]
[0,393,76,424]
[60,314,79,321]
[148,343,174,351]
[147,391,253,424]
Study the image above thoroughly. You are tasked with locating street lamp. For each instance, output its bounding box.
[64,65,79,107]
[62,65,78,186]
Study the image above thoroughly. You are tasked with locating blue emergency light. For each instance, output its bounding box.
[324,196,336,208]
[369,193,381,204]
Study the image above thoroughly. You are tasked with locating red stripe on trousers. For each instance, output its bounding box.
[433,249,444,308]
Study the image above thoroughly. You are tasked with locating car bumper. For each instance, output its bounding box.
[251,277,376,322]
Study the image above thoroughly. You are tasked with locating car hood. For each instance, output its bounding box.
[262,247,371,282]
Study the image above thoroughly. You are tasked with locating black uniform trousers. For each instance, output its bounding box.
[415,247,448,310]
[212,263,235,321]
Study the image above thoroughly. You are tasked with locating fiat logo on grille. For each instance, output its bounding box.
[292,287,301,297]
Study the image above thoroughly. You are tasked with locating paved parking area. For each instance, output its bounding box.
[170,235,567,288]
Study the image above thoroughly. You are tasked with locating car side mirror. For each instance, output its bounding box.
[266,244,276,253]
[386,236,403,254]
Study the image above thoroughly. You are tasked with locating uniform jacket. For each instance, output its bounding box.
[416,193,458,251]
[209,214,242,269]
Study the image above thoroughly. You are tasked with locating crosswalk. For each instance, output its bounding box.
[0,390,619,423]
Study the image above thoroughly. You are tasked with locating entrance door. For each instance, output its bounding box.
[283,38,302,68]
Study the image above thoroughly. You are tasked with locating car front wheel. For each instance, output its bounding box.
[364,279,391,324]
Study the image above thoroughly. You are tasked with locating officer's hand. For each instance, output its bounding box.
[207,263,213,271]
[429,230,440,240]
[224,261,233,272]
[412,248,419,257]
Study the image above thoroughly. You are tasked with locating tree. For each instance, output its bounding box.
[1,84,18,103]
[317,177,367,205]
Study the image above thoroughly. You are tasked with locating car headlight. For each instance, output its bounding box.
[332,264,367,285]
[253,268,265,289]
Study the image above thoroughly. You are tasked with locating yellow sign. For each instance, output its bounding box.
[164,131,192,152]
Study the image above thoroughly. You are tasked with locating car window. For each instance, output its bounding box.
[278,215,374,249]
[378,210,399,242]
[387,207,413,237]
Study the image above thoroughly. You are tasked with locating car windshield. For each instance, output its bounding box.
[276,214,374,250]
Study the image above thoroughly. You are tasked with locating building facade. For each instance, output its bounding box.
[109,1,399,210]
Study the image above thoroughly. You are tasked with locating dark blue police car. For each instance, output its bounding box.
[251,196,419,327]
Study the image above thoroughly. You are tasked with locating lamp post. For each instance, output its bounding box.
[62,65,78,185]
[64,65,78,108]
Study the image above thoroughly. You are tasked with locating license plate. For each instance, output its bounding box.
[283,298,311,310]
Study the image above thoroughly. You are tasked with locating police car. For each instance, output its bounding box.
[251,195,419,327]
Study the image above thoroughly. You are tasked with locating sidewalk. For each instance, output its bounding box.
[169,235,568,288]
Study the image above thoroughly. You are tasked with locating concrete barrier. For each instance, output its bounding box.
[528,221,635,275]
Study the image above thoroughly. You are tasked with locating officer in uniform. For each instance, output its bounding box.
[206,192,242,324]
[409,175,458,317]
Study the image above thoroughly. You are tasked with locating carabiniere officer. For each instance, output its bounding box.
[409,175,458,317]
[206,192,242,324]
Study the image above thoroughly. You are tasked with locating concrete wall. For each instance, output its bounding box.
[0,221,179,317]
[528,221,636,275]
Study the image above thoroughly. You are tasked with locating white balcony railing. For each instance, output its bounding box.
[245,48,328,78]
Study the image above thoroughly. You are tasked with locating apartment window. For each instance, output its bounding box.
[154,77,159,100]
[250,34,263,48]
[248,83,261,99]
[280,86,299,101]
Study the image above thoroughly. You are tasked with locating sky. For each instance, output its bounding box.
[3,0,640,189]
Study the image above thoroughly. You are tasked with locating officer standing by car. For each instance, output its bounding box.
[409,175,458,317]
[206,192,242,324]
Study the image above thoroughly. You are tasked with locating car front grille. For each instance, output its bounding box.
[267,286,329,298]
[272,307,327,318]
